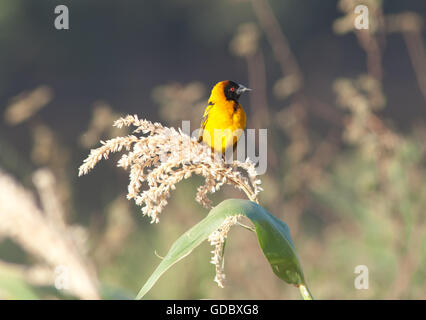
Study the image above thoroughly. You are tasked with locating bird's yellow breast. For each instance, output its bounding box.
[202,99,246,154]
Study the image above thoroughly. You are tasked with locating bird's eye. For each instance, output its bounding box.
[230,87,235,92]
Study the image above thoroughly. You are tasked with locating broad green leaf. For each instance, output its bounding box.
[136,198,311,299]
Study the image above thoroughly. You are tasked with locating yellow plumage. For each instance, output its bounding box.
[198,80,249,154]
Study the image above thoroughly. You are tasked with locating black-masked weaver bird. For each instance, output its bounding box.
[198,80,251,154]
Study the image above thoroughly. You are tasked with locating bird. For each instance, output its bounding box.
[198,80,251,155]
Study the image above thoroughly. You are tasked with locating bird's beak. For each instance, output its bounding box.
[237,84,252,95]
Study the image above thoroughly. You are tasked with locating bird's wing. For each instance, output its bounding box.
[198,101,214,142]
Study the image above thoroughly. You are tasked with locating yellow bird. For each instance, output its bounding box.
[198,80,251,154]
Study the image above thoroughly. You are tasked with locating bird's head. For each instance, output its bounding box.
[224,80,252,102]
[212,80,252,103]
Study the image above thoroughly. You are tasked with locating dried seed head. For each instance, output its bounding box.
[207,215,242,288]
[79,115,262,223]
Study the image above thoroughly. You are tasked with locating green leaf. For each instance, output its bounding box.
[136,199,311,299]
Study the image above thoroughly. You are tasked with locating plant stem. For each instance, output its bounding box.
[298,284,314,300]
[227,177,258,204]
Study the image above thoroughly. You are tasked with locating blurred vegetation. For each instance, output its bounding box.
[0,0,426,299]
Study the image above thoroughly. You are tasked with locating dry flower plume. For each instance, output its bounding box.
[78,115,262,224]
[0,169,99,299]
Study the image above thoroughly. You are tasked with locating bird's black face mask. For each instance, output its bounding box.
[224,81,251,102]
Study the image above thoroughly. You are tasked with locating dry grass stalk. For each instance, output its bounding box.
[333,75,400,155]
[79,101,127,148]
[33,168,67,230]
[0,169,99,299]
[79,115,262,223]
[4,85,53,125]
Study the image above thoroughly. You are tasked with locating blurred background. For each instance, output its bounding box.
[1,0,426,299]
